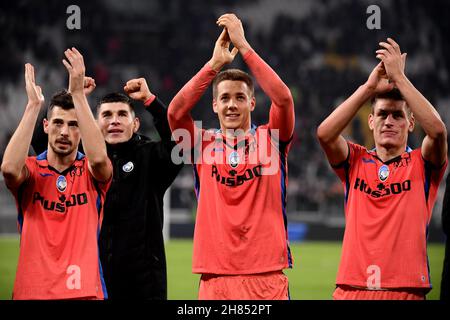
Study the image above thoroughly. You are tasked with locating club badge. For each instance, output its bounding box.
[122,161,134,173]
[229,151,240,168]
[56,175,67,192]
[378,165,389,182]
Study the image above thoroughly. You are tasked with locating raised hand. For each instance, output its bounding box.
[24,63,44,107]
[365,61,395,95]
[216,13,251,55]
[209,28,239,72]
[124,78,153,102]
[68,76,96,96]
[376,38,407,84]
[62,47,86,95]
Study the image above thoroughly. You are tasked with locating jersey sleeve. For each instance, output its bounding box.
[168,63,217,152]
[10,158,37,233]
[428,157,448,187]
[243,50,295,142]
[88,158,113,194]
[422,153,448,213]
[7,157,36,195]
[331,141,364,182]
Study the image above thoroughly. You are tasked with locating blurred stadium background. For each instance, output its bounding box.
[0,0,449,299]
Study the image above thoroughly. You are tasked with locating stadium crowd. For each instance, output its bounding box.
[1,0,449,220]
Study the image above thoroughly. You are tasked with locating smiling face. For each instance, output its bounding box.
[97,102,140,144]
[44,106,80,157]
[213,80,256,134]
[369,98,414,151]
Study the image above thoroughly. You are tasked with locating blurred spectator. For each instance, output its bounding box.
[1,0,449,220]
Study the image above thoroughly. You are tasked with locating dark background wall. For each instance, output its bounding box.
[0,0,449,242]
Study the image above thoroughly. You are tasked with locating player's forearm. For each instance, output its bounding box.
[1,103,40,177]
[317,84,373,144]
[395,75,447,140]
[236,40,251,57]
[243,50,293,108]
[71,93,109,170]
[244,50,295,139]
[168,63,216,133]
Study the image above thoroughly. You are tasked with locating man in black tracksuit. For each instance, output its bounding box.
[32,78,183,300]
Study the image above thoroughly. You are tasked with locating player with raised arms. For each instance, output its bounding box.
[317,38,447,300]
[168,13,295,300]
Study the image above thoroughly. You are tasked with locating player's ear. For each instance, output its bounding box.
[133,117,140,133]
[368,113,374,131]
[408,113,415,132]
[43,118,49,134]
[250,96,256,112]
[213,98,218,114]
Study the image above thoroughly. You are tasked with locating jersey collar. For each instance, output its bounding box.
[215,124,257,150]
[36,150,85,161]
[368,145,412,165]
[36,150,85,174]
[215,123,257,136]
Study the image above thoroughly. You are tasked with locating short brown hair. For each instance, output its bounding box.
[371,88,404,106]
[47,90,75,119]
[371,88,411,117]
[212,69,254,98]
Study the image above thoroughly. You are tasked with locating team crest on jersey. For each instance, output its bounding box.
[378,165,389,182]
[56,175,67,192]
[122,161,134,172]
[229,151,240,168]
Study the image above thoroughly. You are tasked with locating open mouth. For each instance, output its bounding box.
[225,114,240,119]
[108,128,123,134]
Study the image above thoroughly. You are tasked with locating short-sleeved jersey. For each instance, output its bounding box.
[333,142,447,290]
[10,151,111,300]
[192,124,293,275]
